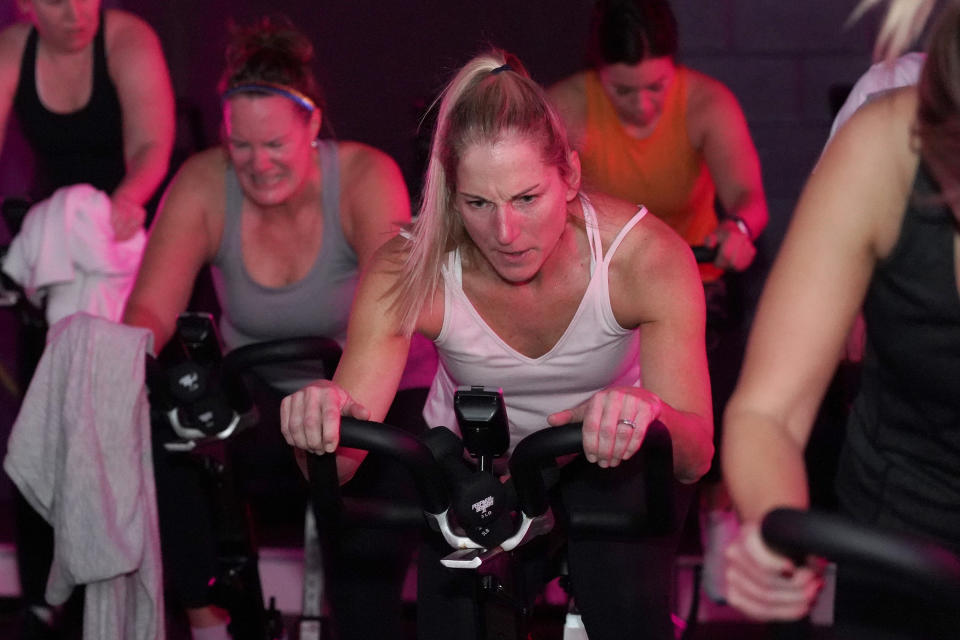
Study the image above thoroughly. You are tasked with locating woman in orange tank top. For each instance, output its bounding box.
[548,0,770,606]
[548,0,767,278]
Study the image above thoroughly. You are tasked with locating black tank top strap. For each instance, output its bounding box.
[16,28,39,101]
[92,12,110,94]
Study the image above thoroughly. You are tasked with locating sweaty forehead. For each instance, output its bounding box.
[456,135,556,191]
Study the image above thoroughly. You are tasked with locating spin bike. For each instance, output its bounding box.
[306,386,677,640]
[148,313,343,640]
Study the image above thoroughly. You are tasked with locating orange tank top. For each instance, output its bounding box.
[580,67,720,280]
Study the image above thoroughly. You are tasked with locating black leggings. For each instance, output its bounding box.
[415,455,694,640]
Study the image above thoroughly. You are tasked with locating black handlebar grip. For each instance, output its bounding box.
[337,417,450,515]
[762,508,960,603]
[221,336,342,411]
[509,420,674,536]
[509,424,584,518]
[691,245,718,263]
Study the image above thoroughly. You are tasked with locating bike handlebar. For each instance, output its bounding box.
[222,336,342,379]
[306,416,675,543]
[307,417,451,516]
[221,336,342,408]
[762,508,960,603]
[509,420,674,535]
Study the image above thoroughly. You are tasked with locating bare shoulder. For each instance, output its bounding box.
[588,190,693,274]
[0,22,30,86]
[547,72,588,145]
[175,147,227,189]
[365,233,444,337]
[819,86,917,192]
[547,72,587,109]
[0,20,30,56]
[337,140,403,184]
[151,148,226,253]
[839,84,916,149]
[684,68,743,127]
[103,9,164,63]
[815,85,919,255]
[164,148,227,216]
[588,190,698,315]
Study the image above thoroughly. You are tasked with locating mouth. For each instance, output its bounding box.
[250,175,283,189]
[496,248,532,264]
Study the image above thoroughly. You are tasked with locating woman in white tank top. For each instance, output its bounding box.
[282,48,711,640]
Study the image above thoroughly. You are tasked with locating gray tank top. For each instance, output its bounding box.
[211,139,358,355]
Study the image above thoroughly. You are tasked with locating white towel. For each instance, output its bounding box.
[1,184,145,324]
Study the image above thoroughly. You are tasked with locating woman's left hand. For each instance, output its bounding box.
[706,219,756,272]
[548,386,663,468]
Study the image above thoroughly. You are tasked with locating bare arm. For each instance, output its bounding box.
[338,142,412,269]
[721,89,918,619]
[282,237,422,482]
[105,11,175,236]
[122,151,223,352]
[548,198,714,483]
[0,24,30,160]
[723,91,915,523]
[625,213,714,482]
[277,144,412,482]
[690,73,769,270]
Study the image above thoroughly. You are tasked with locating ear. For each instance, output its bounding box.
[564,149,582,202]
[309,108,322,140]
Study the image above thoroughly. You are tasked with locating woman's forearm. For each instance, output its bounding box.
[658,402,714,484]
[722,406,810,523]
[113,141,171,206]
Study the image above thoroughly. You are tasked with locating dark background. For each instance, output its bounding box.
[0,0,882,503]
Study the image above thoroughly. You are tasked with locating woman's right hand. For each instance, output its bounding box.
[280,379,370,454]
[724,520,824,620]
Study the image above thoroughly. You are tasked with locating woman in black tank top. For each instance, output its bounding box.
[723,2,960,637]
[0,2,174,240]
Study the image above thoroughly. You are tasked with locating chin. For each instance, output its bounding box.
[242,182,292,206]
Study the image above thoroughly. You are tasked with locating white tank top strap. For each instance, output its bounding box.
[602,205,648,268]
[579,193,605,274]
[450,247,464,286]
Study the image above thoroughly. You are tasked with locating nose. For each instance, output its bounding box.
[639,92,657,120]
[251,147,272,172]
[64,0,81,20]
[494,205,520,245]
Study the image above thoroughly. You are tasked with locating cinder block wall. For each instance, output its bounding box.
[675,0,877,260]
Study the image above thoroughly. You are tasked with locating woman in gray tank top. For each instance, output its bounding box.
[123,17,424,640]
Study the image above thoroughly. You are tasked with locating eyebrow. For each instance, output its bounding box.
[459,184,542,200]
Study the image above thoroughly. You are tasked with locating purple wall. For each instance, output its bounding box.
[0,1,883,503]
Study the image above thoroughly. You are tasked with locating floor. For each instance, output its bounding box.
[0,597,839,640]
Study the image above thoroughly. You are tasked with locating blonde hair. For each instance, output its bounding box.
[849,0,937,62]
[388,49,576,334]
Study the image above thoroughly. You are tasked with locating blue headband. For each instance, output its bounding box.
[491,64,513,75]
[221,83,317,112]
